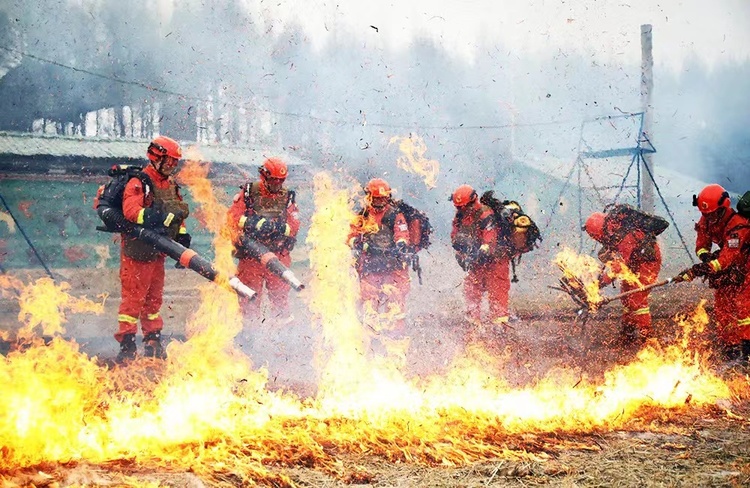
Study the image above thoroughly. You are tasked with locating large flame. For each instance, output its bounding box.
[0,171,741,485]
[389,134,440,188]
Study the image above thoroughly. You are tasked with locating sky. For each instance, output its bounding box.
[2,0,747,193]
[204,0,750,71]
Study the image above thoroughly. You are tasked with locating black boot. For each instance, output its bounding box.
[116,334,137,364]
[143,332,166,359]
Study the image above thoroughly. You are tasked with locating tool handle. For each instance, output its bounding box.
[599,278,673,304]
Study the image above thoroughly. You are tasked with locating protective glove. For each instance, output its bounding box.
[259,218,285,236]
[675,262,711,283]
[175,232,192,249]
[242,214,263,233]
[246,215,286,238]
[142,203,170,230]
[674,269,692,283]
[691,262,711,277]
[699,250,718,264]
[282,236,297,252]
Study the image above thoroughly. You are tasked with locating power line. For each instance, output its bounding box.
[0,45,196,102]
[0,44,576,131]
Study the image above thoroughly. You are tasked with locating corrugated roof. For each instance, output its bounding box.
[0,131,308,166]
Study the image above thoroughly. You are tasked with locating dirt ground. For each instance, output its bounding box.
[1,247,749,487]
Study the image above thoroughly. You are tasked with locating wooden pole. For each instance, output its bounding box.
[640,24,655,212]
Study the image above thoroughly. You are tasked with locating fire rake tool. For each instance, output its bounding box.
[551,265,592,310]
[552,273,686,318]
[548,268,595,325]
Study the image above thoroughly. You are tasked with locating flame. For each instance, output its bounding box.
[389,134,440,188]
[554,247,603,306]
[0,172,741,485]
[602,259,644,287]
[362,298,403,333]
[350,212,379,235]
[16,277,105,342]
[306,172,395,408]
[176,155,235,275]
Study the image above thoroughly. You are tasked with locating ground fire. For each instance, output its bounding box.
[0,171,748,487]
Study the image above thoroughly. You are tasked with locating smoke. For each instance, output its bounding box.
[0,1,749,270]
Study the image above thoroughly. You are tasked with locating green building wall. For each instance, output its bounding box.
[0,179,238,270]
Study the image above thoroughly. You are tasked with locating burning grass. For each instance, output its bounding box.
[1,172,749,486]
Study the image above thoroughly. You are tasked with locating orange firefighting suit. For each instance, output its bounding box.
[348,204,411,335]
[116,164,189,343]
[451,202,511,326]
[695,210,750,346]
[227,180,300,320]
[597,228,662,336]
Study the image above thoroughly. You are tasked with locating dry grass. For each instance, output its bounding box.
[3,412,748,487]
[1,267,749,487]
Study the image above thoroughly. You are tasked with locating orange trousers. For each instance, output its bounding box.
[464,259,510,324]
[620,259,660,335]
[714,279,750,346]
[116,254,165,342]
[237,252,292,320]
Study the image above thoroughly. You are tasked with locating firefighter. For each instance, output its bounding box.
[348,178,411,336]
[678,184,750,362]
[583,210,662,343]
[450,184,511,329]
[117,135,190,363]
[228,157,300,323]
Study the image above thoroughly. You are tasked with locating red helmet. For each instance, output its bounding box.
[693,184,730,215]
[365,178,392,198]
[259,158,288,180]
[584,212,606,241]
[451,185,477,208]
[147,135,182,162]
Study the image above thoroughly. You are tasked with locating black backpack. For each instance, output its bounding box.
[737,191,750,218]
[94,165,152,232]
[480,191,542,255]
[603,203,669,237]
[392,199,433,251]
